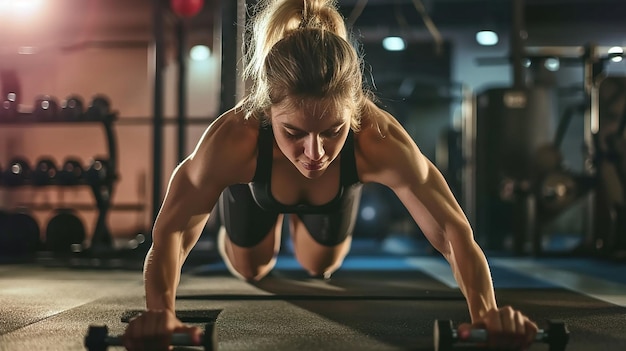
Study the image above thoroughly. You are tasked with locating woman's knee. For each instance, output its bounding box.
[217,223,281,281]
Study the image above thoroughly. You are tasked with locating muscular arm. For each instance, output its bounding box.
[143,160,222,311]
[143,109,258,312]
[358,104,497,322]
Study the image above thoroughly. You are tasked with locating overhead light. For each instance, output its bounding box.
[382,37,405,52]
[0,0,43,17]
[190,45,210,61]
[544,57,560,71]
[476,30,499,46]
[608,46,624,63]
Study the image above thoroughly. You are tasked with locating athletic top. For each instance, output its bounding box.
[248,125,361,214]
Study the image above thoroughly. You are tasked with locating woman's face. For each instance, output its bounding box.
[269,99,351,179]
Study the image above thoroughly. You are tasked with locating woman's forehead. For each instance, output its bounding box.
[271,96,349,122]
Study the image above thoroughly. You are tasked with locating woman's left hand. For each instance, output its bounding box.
[457,306,538,350]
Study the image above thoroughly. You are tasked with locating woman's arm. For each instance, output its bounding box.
[143,109,259,312]
[357,103,496,321]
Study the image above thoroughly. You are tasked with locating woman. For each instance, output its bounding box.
[124,0,538,350]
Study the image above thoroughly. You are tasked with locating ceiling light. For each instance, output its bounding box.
[476,30,499,46]
[190,45,210,61]
[544,57,560,71]
[382,37,405,52]
[608,46,624,63]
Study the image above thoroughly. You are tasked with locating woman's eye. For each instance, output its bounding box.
[324,129,342,138]
[286,131,305,139]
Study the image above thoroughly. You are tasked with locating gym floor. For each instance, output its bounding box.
[1,240,625,351]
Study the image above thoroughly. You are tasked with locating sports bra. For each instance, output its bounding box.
[248,124,361,213]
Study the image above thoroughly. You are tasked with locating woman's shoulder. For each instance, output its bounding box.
[207,105,261,141]
[189,106,261,184]
[355,99,406,146]
[354,99,422,182]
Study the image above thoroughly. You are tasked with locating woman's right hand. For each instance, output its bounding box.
[122,309,203,351]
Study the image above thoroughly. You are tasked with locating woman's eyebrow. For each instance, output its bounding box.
[281,121,345,132]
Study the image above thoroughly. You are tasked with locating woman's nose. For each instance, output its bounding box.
[304,135,325,161]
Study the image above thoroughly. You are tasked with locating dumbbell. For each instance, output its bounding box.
[60,95,85,120]
[434,319,569,351]
[3,158,31,186]
[1,92,19,121]
[32,157,58,186]
[58,158,84,185]
[33,95,60,121]
[85,95,111,120]
[84,323,217,351]
[85,158,110,185]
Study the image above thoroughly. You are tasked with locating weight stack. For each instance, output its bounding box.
[475,86,557,251]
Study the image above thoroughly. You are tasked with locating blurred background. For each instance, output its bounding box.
[1,0,626,266]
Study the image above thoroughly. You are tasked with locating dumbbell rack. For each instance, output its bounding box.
[0,110,125,263]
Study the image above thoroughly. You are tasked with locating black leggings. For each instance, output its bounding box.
[217,184,362,248]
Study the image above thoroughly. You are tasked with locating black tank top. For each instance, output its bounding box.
[248,125,361,213]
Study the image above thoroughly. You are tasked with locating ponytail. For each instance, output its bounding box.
[242,0,368,130]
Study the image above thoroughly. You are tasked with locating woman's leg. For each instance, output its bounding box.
[289,186,362,278]
[288,215,353,279]
[216,184,282,281]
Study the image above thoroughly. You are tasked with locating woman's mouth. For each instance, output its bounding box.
[302,161,324,171]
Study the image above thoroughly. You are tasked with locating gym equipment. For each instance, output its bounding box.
[33,95,59,121]
[85,95,111,120]
[433,319,570,351]
[60,95,85,120]
[0,92,18,121]
[45,209,86,254]
[0,210,41,256]
[3,158,31,186]
[57,157,84,185]
[84,323,217,351]
[32,157,58,186]
[85,158,110,185]
[538,170,581,213]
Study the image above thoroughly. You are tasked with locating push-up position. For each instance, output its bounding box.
[124,0,538,349]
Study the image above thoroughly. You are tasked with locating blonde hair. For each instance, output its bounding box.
[242,0,368,130]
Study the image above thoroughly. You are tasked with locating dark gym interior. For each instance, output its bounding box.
[1,0,626,350]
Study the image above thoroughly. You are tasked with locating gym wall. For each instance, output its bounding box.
[0,40,221,240]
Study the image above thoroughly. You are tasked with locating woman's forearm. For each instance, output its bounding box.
[446,239,498,322]
[143,243,183,312]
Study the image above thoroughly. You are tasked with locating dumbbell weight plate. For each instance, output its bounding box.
[4,158,31,186]
[45,210,86,255]
[34,95,59,121]
[60,95,85,120]
[0,211,41,256]
[85,95,111,120]
[1,92,19,121]
[545,320,570,351]
[58,158,84,185]
[85,158,110,185]
[433,319,454,351]
[32,158,58,186]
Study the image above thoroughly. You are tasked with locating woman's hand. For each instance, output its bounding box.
[122,309,203,351]
[458,306,538,350]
